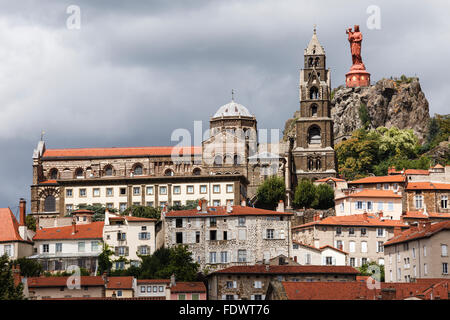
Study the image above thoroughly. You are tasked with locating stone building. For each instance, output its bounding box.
[404,182,450,215]
[384,221,450,282]
[290,28,337,183]
[291,213,409,267]
[163,201,293,271]
[206,264,359,300]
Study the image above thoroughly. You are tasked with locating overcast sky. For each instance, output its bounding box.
[0,0,449,214]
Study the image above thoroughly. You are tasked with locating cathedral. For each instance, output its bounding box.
[30,28,336,216]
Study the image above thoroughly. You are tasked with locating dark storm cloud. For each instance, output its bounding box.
[0,0,448,211]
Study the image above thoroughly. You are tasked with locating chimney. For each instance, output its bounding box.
[363,212,368,220]
[201,199,207,212]
[104,208,110,225]
[71,217,77,235]
[11,264,21,287]
[393,226,402,237]
[277,200,285,212]
[226,201,233,213]
[19,198,26,226]
[378,211,383,219]
[241,200,246,207]
[170,274,176,287]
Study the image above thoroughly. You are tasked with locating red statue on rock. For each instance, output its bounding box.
[345,25,370,87]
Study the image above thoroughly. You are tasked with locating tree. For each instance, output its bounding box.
[97,244,113,275]
[76,204,118,222]
[25,215,36,232]
[359,103,370,129]
[122,205,160,220]
[169,200,200,211]
[358,261,385,282]
[256,176,286,210]
[293,179,316,209]
[0,254,24,300]
[312,184,335,210]
[13,258,42,277]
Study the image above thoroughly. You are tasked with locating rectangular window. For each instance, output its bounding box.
[176,218,183,228]
[220,251,228,263]
[105,188,113,196]
[213,185,220,193]
[226,295,234,300]
[210,217,217,227]
[377,201,383,211]
[120,188,127,196]
[192,294,199,300]
[209,252,217,263]
[133,187,140,195]
[176,232,183,244]
[238,229,247,241]
[377,228,385,237]
[349,227,355,235]
[336,227,342,235]
[336,240,343,250]
[238,250,247,262]
[196,231,200,243]
[119,203,127,213]
[210,230,217,241]
[325,257,333,265]
[387,202,394,211]
[93,188,100,197]
[223,231,228,240]
[424,263,428,275]
[356,201,363,210]
[443,263,448,275]
[159,286,164,292]
[238,217,246,226]
[117,232,126,241]
[306,253,311,265]
[55,243,62,253]
[66,204,73,214]
[178,294,186,300]
[376,184,381,190]
[361,241,368,253]
[415,195,423,209]
[91,241,99,252]
[79,189,87,197]
[442,196,448,209]
[266,229,274,239]
[78,242,85,252]
[226,281,234,289]
[66,189,73,197]
[442,244,448,257]
[139,232,151,240]
[349,241,355,253]
[367,201,373,211]
[383,184,389,190]
[350,258,355,267]
[140,286,145,293]
[362,258,368,265]
[377,241,384,253]
[173,186,181,194]
[213,200,220,206]
[186,185,194,194]
[153,286,157,293]
[200,185,207,194]
[361,228,367,236]
[254,281,262,289]
[226,184,233,193]
[106,203,114,209]
[423,245,427,257]
[146,186,154,195]
[42,244,49,253]
[160,186,167,195]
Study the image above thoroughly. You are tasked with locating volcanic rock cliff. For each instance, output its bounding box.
[282,77,431,144]
[331,77,430,143]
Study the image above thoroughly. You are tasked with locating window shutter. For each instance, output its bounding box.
[262,295,266,300]
[322,256,326,265]
[332,257,336,265]
[182,232,186,244]
[250,295,254,300]
[280,230,285,239]
[222,295,226,300]
[114,247,119,255]
[217,230,223,241]
[234,295,238,300]
[233,281,237,289]
[172,219,176,228]
[207,219,210,227]
[263,230,266,240]
[125,247,129,256]
[275,230,279,239]
[182,219,186,228]
[205,231,209,241]
[171,233,176,245]
[354,202,358,210]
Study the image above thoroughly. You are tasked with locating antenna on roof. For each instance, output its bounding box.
[231,89,235,101]
[40,130,45,141]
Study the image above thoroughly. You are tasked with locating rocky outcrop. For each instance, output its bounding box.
[425,137,450,164]
[331,77,430,143]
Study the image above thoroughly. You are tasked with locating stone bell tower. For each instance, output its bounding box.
[292,27,337,182]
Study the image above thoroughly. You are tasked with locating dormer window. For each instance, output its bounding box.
[133,164,143,176]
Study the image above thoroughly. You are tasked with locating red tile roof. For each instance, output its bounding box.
[106,276,134,289]
[42,146,201,159]
[336,189,402,200]
[43,297,166,300]
[349,175,405,184]
[404,169,430,175]
[38,180,58,185]
[292,241,321,252]
[211,265,359,275]
[170,282,206,293]
[315,177,346,183]
[292,214,408,230]
[402,211,450,219]
[166,206,293,217]
[137,279,170,285]
[280,280,450,300]
[27,276,104,287]
[33,221,104,240]
[319,245,348,255]
[384,221,450,246]
[0,208,27,243]
[406,182,450,190]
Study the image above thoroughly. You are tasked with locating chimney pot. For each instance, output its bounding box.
[19,198,26,226]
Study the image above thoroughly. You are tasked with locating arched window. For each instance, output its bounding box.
[308,57,313,67]
[316,158,321,170]
[44,195,56,212]
[193,168,201,176]
[49,168,58,180]
[314,57,319,67]
[133,164,143,175]
[234,155,241,165]
[75,168,84,179]
[104,165,113,176]
[309,87,319,100]
[224,155,233,165]
[308,158,314,170]
[308,126,321,145]
[164,169,174,176]
[311,104,318,117]
[214,155,222,166]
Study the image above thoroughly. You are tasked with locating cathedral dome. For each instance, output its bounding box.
[212,100,253,118]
